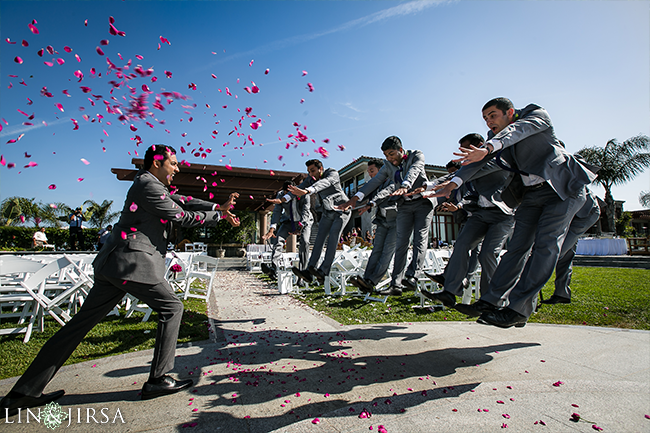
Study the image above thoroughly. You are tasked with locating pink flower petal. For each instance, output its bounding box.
[56,58,65,65]
[56,103,64,112]
[48,184,56,190]
[80,158,90,165]
[160,35,171,45]
[96,46,104,55]
[302,70,308,76]
[265,68,269,74]
[100,39,109,46]
[311,418,320,424]
[29,23,39,34]
[77,178,84,182]
[14,56,23,64]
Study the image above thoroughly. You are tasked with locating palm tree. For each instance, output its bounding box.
[38,202,71,228]
[0,196,40,226]
[640,191,650,208]
[83,199,120,228]
[577,134,650,233]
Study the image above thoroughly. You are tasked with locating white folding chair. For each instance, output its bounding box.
[182,255,219,300]
[13,256,92,342]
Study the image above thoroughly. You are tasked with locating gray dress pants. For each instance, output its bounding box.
[308,209,350,275]
[481,183,586,317]
[553,205,600,299]
[363,217,397,285]
[272,221,312,271]
[11,273,183,398]
[390,199,434,286]
[444,207,514,300]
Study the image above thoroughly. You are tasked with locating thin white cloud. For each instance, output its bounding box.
[201,0,449,68]
[341,102,363,113]
[0,118,69,137]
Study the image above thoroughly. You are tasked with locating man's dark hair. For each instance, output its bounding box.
[381,136,402,152]
[282,180,295,190]
[368,159,384,169]
[482,97,514,114]
[446,160,461,171]
[305,159,322,170]
[144,144,177,170]
[458,133,485,148]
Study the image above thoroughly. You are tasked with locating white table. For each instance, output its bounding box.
[576,238,628,256]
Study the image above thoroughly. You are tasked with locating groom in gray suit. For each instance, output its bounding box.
[1,144,241,415]
[432,98,596,328]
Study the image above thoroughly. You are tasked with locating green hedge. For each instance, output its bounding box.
[0,227,101,251]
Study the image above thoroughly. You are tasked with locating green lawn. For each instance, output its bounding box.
[285,267,650,330]
[0,297,209,380]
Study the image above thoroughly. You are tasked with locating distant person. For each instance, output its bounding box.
[68,207,86,250]
[32,227,48,248]
[97,225,113,251]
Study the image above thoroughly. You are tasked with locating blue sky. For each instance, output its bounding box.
[1,0,649,217]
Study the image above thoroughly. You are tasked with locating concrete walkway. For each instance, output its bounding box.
[1,271,649,432]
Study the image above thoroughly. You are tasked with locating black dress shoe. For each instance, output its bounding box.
[348,275,362,288]
[142,375,194,400]
[292,266,312,284]
[357,277,375,294]
[424,271,445,287]
[477,308,527,329]
[453,299,496,317]
[401,276,418,291]
[377,286,402,296]
[308,266,326,285]
[421,289,456,307]
[261,262,274,276]
[0,390,65,417]
[540,295,571,305]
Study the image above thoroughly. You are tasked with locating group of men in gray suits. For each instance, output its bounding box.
[427,97,599,328]
[1,144,242,415]
[265,98,599,332]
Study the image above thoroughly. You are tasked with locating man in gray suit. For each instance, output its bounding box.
[338,136,436,296]
[432,98,596,328]
[542,187,600,304]
[262,180,313,279]
[288,159,351,285]
[1,145,240,415]
[346,159,398,292]
[421,133,516,315]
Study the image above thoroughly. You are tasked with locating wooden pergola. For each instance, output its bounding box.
[111,159,306,213]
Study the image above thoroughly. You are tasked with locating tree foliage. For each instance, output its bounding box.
[577,134,650,233]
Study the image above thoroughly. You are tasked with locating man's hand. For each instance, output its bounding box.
[453,145,489,165]
[440,202,459,212]
[336,196,359,211]
[287,185,308,196]
[266,197,282,205]
[262,228,275,242]
[404,186,425,196]
[429,181,458,198]
[390,187,409,196]
[358,204,372,216]
[223,210,240,227]
[222,192,239,210]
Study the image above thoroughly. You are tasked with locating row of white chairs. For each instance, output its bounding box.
[1,251,220,343]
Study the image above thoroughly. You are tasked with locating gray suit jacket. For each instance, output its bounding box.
[357,150,435,205]
[93,170,223,284]
[270,191,313,229]
[364,177,397,222]
[298,167,350,211]
[454,104,596,201]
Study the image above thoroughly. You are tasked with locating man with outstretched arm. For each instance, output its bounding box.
[337,136,436,296]
[288,159,351,285]
[430,98,596,328]
[261,180,313,279]
[346,158,398,293]
[419,133,516,316]
[1,144,241,416]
